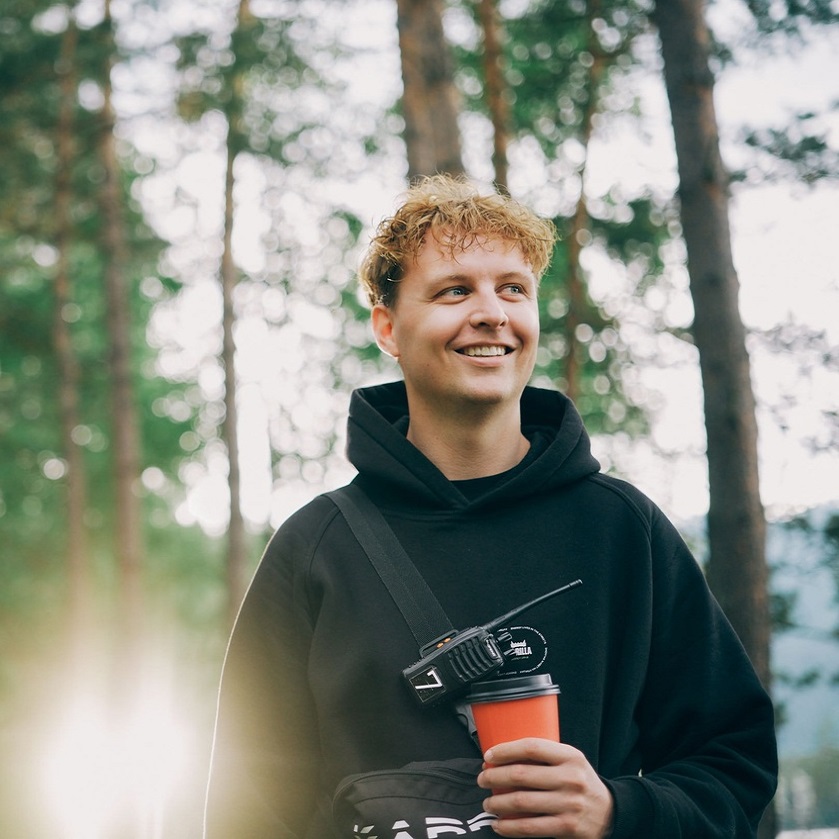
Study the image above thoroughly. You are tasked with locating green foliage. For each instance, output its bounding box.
[771,511,839,691]
[771,588,798,634]
[450,0,669,437]
[737,114,839,185]
[498,0,648,146]
[745,0,839,34]
[779,742,839,829]
[536,237,646,436]
[175,5,342,169]
[750,323,839,457]
[720,0,839,188]
[0,3,215,712]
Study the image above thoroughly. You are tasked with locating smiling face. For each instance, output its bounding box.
[371,232,540,425]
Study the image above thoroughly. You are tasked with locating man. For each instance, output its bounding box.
[205,176,777,838]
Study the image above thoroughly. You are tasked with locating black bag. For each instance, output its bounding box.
[332,758,496,838]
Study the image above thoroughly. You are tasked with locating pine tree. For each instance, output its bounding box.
[652,0,772,832]
[396,0,465,179]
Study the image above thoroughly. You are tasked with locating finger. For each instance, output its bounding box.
[484,787,559,816]
[485,791,599,838]
[479,761,570,792]
[485,813,550,839]
[488,812,586,839]
[484,738,571,766]
[489,812,556,836]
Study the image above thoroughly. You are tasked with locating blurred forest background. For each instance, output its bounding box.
[1,0,839,836]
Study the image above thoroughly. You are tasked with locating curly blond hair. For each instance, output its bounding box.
[359,175,557,307]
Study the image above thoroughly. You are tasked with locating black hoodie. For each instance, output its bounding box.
[205,382,777,838]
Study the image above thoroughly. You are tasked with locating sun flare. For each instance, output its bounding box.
[42,683,191,839]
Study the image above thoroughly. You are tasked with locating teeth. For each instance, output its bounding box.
[461,346,507,357]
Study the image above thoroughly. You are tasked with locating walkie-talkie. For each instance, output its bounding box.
[403,578,582,707]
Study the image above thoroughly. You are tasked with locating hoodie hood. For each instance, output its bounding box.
[346,381,600,512]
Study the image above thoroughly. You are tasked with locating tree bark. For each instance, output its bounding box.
[477,0,509,192]
[563,0,608,403]
[221,134,247,626]
[55,12,95,667]
[220,0,252,626]
[395,0,465,180]
[99,0,144,662]
[652,0,774,833]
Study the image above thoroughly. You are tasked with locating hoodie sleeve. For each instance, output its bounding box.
[203,510,328,839]
[605,509,777,838]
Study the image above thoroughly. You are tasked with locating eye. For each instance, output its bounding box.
[439,286,469,298]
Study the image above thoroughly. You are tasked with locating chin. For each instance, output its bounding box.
[456,387,520,407]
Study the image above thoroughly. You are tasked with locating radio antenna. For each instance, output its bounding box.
[485,578,582,632]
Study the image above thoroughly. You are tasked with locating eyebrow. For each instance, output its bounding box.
[429,270,535,284]
[497,271,535,283]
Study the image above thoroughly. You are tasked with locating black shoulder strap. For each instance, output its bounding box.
[326,483,454,649]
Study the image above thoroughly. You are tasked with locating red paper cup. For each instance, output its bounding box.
[467,674,560,818]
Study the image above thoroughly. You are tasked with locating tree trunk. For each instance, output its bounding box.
[395,0,465,180]
[220,0,252,626]
[477,0,509,192]
[563,1,608,403]
[220,136,247,626]
[99,0,144,663]
[55,12,95,667]
[652,0,774,834]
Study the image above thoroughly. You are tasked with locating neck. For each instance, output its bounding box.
[406,401,530,480]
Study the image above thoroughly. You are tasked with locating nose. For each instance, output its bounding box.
[469,288,508,328]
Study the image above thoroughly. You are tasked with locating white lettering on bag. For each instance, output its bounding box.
[352,812,496,839]
[425,817,467,836]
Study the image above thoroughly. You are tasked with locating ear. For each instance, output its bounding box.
[371,303,400,359]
